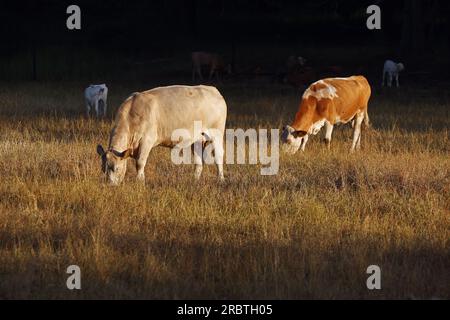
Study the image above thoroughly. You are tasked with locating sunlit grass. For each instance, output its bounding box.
[0,81,448,299]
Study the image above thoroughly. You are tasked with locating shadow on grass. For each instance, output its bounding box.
[0,225,448,299]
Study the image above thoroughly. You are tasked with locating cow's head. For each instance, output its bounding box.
[397,63,405,72]
[281,125,307,154]
[298,56,306,67]
[96,145,132,185]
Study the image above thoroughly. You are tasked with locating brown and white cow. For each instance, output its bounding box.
[281,76,371,153]
[191,51,230,82]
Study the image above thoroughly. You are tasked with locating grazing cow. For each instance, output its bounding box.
[274,55,304,84]
[319,65,345,78]
[382,60,405,87]
[281,76,371,153]
[96,85,227,185]
[85,84,108,117]
[191,51,229,81]
[284,67,317,88]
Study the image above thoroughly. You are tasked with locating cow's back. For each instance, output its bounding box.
[125,85,227,145]
[325,76,371,122]
[85,84,107,99]
[150,85,226,125]
[330,76,370,104]
[192,52,212,65]
[383,60,396,71]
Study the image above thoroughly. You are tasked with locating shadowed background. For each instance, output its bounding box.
[1,0,449,82]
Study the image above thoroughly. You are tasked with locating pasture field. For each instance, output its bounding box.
[0,80,448,299]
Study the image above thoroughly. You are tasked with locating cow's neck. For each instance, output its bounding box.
[109,123,132,152]
[107,94,146,153]
[292,108,313,133]
[292,98,321,133]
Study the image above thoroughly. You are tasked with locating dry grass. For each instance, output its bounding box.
[0,81,448,299]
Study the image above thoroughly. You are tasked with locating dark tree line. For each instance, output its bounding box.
[0,0,449,80]
[400,0,448,54]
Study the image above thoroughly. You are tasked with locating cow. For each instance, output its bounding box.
[278,55,310,86]
[286,55,307,72]
[96,85,227,185]
[191,51,230,82]
[382,60,405,87]
[85,84,108,117]
[281,76,371,153]
[284,67,317,88]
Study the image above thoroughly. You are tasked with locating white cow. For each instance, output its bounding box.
[382,60,405,87]
[85,84,108,117]
[96,85,227,185]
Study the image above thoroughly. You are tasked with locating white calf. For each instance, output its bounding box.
[382,60,405,87]
[85,84,108,117]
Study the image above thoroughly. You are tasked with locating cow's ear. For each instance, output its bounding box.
[97,145,105,157]
[284,125,293,133]
[292,131,307,138]
[117,148,133,159]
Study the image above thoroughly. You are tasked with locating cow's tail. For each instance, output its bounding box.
[363,109,370,128]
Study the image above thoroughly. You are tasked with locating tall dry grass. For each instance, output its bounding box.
[0,81,448,299]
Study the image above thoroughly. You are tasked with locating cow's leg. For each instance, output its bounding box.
[387,73,392,87]
[192,65,197,82]
[324,122,334,150]
[192,140,203,179]
[208,66,216,81]
[356,130,362,150]
[211,131,225,181]
[215,70,221,83]
[85,100,91,117]
[103,101,107,117]
[208,69,213,81]
[300,134,309,152]
[135,139,155,183]
[395,74,400,87]
[350,113,365,152]
[196,67,203,81]
[94,99,100,118]
[97,100,104,118]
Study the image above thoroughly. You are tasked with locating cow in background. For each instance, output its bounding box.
[277,55,314,87]
[282,76,371,153]
[191,51,230,82]
[284,67,317,88]
[382,60,405,87]
[85,84,108,118]
[286,55,307,72]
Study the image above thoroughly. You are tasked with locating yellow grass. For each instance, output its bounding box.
[0,81,448,299]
